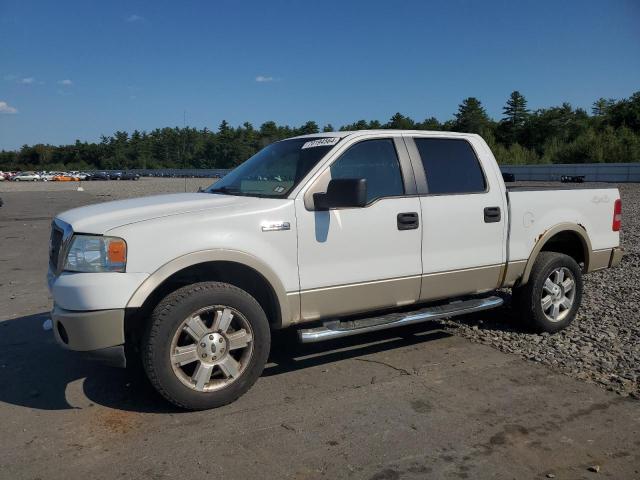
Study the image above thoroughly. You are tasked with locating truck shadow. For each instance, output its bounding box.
[0,305,520,413]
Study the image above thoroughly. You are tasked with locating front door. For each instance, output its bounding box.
[295,137,423,321]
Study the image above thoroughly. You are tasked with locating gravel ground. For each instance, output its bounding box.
[441,183,639,399]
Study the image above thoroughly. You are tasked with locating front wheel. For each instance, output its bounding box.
[512,252,583,333]
[142,282,270,410]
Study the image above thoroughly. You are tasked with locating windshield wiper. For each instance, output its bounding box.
[209,185,240,195]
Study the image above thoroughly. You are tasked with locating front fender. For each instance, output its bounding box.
[126,249,300,327]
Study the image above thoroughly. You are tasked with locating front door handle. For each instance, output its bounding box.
[484,206,501,223]
[397,212,419,230]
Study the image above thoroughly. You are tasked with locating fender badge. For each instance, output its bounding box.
[261,222,291,232]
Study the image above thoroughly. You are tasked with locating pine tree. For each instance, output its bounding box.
[502,91,529,127]
[385,112,415,129]
[592,98,615,116]
[454,97,490,134]
[499,91,530,145]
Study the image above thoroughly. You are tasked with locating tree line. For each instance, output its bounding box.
[1,90,639,171]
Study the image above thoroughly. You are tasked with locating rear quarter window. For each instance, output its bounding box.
[414,138,486,195]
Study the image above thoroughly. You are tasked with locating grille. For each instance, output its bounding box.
[50,224,64,269]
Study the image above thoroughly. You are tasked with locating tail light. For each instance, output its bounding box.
[612,199,622,231]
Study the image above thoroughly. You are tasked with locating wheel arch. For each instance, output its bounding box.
[520,223,592,286]
[126,250,297,330]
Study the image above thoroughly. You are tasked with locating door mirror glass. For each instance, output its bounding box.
[313,178,367,210]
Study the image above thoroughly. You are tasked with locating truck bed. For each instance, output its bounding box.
[506,185,620,264]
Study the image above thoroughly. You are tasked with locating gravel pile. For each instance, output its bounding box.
[442,183,640,398]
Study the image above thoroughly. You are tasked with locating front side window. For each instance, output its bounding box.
[329,139,404,203]
[414,138,486,194]
[206,137,341,198]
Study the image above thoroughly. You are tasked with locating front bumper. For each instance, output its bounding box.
[51,306,126,367]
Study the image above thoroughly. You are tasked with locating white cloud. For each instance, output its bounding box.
[126,14,144,22]
[58,79,73,86]
[20,77,34,84]
[0,101,18,114]
[255,75,275,83]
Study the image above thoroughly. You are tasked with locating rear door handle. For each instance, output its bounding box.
[484,206,501,223]
[397,212,419,230]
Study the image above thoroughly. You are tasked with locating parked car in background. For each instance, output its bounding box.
[53,173,79,182]
[0,171,5,181]
[68,171,89,180]
[120,171,140,181]
[87,172,110,181]
[12,172,41,181]
[40,172,58,181]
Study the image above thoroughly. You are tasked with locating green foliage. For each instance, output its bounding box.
[2,91,640,170]
[454,97,493,135]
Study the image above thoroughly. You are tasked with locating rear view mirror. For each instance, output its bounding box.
[313,178,367,210]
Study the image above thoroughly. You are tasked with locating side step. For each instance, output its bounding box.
[298,296,503,343]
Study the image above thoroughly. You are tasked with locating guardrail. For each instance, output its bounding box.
[499,163,640,183]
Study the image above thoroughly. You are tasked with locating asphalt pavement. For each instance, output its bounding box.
[1,184,639,479]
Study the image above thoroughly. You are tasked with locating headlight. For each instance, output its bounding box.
[64,235,127,273]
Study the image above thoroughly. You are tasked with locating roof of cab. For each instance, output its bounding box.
[290,129,478,140]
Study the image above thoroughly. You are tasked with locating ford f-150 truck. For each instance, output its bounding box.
[47,130,623,410]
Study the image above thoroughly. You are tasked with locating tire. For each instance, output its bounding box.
[142,281,270,410]
[512,252,583,333]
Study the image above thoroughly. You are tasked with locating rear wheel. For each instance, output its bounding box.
[142,282,270,410]
[512,252,583,333]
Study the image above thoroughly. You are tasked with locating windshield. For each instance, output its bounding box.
[205,137,341,198]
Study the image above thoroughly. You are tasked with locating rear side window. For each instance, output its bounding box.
[330,139,404,203]
[414,138,486,194]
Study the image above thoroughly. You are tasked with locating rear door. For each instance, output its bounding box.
[295,136,423,321]
[405,135,506,301]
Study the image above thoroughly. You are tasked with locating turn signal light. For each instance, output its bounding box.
[107,239,127,263]
[612,199,622,232]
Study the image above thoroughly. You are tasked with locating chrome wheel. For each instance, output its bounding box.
[170,305,254,392]
[541,267,575,323]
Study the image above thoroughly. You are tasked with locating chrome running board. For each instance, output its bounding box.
[298,296,503,343]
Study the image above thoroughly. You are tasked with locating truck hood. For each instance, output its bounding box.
[57,193,251,234]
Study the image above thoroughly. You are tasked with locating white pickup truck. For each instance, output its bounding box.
[47,130,623,410]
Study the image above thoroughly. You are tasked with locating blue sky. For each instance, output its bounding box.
[1,0,639,150]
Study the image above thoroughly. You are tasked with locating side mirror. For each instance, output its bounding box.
[313,178,367,210]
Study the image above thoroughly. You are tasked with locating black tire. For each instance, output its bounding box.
[142,282,270,410]
[512,252,583,333]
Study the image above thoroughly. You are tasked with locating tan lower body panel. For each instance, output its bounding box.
[609,247,623,268]
[589,248,616,272]
[420,264,503,302]
[501,260,527,288]
[299,275,421,322]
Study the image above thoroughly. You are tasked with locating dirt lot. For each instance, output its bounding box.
[1,178,639,479]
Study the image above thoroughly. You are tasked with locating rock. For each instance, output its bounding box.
[588,465,600,473]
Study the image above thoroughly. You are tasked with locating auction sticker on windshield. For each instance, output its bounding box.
[301,137,340,149]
